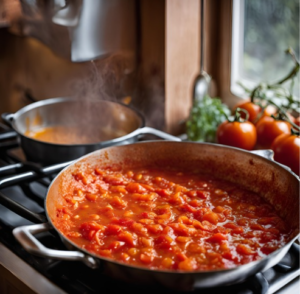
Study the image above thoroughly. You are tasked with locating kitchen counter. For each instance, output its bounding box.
[0,242,66,294]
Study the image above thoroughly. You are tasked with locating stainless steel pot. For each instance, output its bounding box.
[12,141,300,291]
[2,97,179,165]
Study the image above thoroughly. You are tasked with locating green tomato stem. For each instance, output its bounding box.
[230,108,249,123]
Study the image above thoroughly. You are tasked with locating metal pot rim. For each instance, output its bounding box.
[11,97,146,147]
[44,141,300,275]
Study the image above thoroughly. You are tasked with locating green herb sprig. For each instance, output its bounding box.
[186,95,230,142]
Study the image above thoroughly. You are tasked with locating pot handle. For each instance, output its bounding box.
[250,149,274,161]
[13,223,99,269]
[1,112,15,127]
[134,127,181,141]
[0,113,18,141]
[250,149,295,175]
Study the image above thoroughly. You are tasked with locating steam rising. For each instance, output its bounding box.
[73,53,135,102]
[71,53,165,130]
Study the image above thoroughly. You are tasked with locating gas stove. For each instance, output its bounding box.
[0,123,299,294]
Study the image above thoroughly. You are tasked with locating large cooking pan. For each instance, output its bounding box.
[2,97,179,165]
[12,141,299,291]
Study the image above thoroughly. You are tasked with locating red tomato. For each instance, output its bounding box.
[234,101,276,124]
[286,112,296,124]
[271,134,300,175]
[217,121,257,150]
[256,116,291,149]
[294,116,300,127]
[234,101,261,123]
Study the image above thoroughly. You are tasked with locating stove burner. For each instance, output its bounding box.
[0,123,299,294]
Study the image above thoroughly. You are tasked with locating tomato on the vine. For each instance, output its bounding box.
[234,101,261,123]
[234,100,276,124]
[217,121,257,150]
[271,133,300,175]
[256,116,291,149]
[294,116,300,127]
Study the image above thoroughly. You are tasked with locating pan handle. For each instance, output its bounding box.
[13,223,99,269]
[1,113,15,127]
[250,149,274,161]
[0,113,18,141]
[250,149,295,175]
[133,127,181,141]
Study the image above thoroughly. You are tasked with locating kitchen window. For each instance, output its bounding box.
[231,0,300,99]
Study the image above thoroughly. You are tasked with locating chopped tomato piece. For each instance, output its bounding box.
[178,258,197,271]
[98,249,112,257]
[128,248,139,256]
[111,217,134,227]
[108,241,125,251]
[250,223,265,231]
[132,222,147,235]
[126,183,147,193]
[155,189,171,197]
[232,227,244,234]
[176,252,188,262]
[155,235,174,249]
[193,220,216,231]
[161,257,173,268]
[196,190,210,199]
[85,194,98,202]
[139,237,154,247]
[111,196,127,208]
[147,224,163,234]
[179,203,197,213]
[189,199,202,207]
[118,231,136,246]
[120,252,130,262]
[202,212,219,225]
[206,233,227,243]
[140,211,157,219]
[176,236,191,243]
[139,183,155,191]
[188,243,206,254]
[106,224,122,235]
[140,253,154,264]
[224,222,238,229]
[168,192,184,205]
[236,244,255,255]
[177,215,193,225]
[110,186,128,194]
[80,222,105,240]
[103,174,126,185]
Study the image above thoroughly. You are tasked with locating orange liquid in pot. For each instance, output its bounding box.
[54,166,292,271]
[25,126,127,144]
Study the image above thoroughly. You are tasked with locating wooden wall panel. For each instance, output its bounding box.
[165,0,200,134]
[0,29,91,114]
[216,0,239,108]
[133,0,166,129]
[0,0,21,27]
[205,0,239,108]
[0,29,136,114]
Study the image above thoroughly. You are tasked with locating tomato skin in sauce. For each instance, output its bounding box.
[55,166,291,271]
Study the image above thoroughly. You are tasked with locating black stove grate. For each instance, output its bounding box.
[0,124,299,294]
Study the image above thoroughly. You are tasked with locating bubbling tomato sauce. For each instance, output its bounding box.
[54,166,292,271]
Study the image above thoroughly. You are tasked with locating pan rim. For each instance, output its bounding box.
[11,97,146,147]
[44,141,300,275]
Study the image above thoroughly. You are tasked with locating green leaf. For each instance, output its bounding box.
[186,95,230,142]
